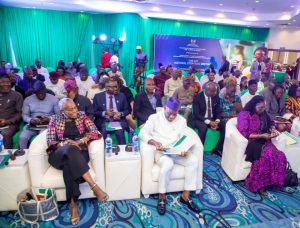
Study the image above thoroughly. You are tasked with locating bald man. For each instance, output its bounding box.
[193,82,221,146]
[134,78,162,127]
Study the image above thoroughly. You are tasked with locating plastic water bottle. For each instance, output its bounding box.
[0,133,3,152]
[0,134,3,152]
[105,134,112,157]
[132,133,139,154]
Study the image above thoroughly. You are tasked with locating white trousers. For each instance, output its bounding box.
[155,152,199,193]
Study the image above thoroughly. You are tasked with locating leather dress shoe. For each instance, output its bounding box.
[180,196,200,213]
[157,198,166,215]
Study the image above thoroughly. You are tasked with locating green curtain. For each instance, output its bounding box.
[0,6,269,86]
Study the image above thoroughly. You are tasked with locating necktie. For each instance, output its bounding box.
[207,97,212,119]
[109,95,114,121]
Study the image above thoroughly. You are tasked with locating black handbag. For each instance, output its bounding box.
[284,162,298,187]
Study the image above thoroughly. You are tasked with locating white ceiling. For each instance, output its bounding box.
[1,0,300,28]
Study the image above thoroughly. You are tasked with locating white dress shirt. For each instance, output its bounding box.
[203,93,220,124]
[75,76,95,96]
[241,91,258,107]
[44,79,66,100]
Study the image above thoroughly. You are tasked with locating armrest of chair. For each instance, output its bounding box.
[222,118,249,178]
[88,138,105,190]
[140,142,155,173]
[28,130,50,187]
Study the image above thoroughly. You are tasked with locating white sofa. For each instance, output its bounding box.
[221,117,288,182]
[291,117,300,136]
[140,128,203,197]
[28,130,105,201]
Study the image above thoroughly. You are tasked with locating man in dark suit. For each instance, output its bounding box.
[134,78,162,127]
[93,78,129,144]
[193,82,221,147]
[219,55,230,73]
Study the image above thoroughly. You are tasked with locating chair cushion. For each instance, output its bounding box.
[151,164,185,182]
[41,163,95,189]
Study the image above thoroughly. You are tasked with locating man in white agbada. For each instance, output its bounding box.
[139,97,203,215]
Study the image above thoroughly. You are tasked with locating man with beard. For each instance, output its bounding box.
[0,73,23,148]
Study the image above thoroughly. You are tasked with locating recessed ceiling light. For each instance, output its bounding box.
[215,13,225,18]
[290,5,295,8]
[151,6,161,12]
[244,15,258,21]
[288,22,291,25]
[293,19,296,22]
[182,0,187,2]
[49,2,54,4]
[185,9,194,15]
[219,3,223,6]
[266,23,269,25]
[255,0,259,3]
[280,14,291,20]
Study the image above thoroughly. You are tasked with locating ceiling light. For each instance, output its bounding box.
[280,14,291,20]
[293,19,296,22]
[182,0,187,1]
[219,3,223,6]
[288,22,291,25]
[290,5,295,8]
[215,13,225,18]
[185,9,194,15]
[244,15,258,21]
[255,0,259,3]
[266,23,269,26]
[49,2,54,4]
[151,6,161,12]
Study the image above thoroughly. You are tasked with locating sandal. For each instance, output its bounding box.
[69,202,80,225]
[91,183,109,201]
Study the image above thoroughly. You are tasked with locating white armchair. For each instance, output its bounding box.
[28,130,105,201]
[291,117,300,136]
[221,118,251,181]
[221,117,287,182]
[140,128,203,197]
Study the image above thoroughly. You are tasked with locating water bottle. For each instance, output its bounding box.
[132,133,139,153]
[0,133,3,152]
[105,134,112,157]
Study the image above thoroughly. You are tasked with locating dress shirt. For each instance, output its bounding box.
[75,76,95,96]
[147,94,157,110]
[44,79,66,99]
[164,78,182,97]
[203,93,220,124]
[22,94,60,123]
[37,66,48,74]
[109,55,119,65]
[241,92,258,107]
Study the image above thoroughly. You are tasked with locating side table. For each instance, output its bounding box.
[0,149,31,211]
[105,145,141,201]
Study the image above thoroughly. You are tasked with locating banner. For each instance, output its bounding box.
[154,34,265,71]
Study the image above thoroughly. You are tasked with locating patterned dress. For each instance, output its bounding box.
[237,111,287,192]
[285,96,300,117]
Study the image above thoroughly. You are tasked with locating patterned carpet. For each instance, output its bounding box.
[1,154,300,227]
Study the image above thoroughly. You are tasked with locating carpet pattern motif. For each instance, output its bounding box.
[1,154,299,227]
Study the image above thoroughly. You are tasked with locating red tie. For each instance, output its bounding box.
[109,95,113,121]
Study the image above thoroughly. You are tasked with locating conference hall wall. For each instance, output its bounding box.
[0,6,269,85]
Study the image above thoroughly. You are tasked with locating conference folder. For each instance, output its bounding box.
[163,135,192,155]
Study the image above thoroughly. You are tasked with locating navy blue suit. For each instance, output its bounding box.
[133,92,162,126]
[93,91,130,144]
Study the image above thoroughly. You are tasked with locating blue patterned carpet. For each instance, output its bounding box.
[1,154,300,227]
